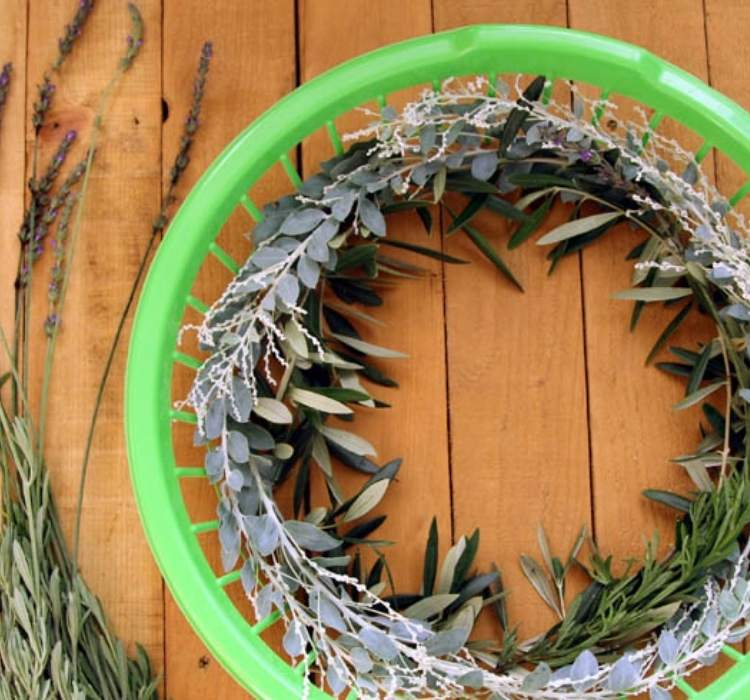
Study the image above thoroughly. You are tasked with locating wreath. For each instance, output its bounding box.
[181,76,750,699]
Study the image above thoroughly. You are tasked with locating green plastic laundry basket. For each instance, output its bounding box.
[125,24,750,699]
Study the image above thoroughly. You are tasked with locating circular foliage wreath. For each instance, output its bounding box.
[182,76,750,699]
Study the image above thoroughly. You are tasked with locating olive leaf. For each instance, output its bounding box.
[342,480,389,523]
[253,397,293,424]
[319,425,377,457]
[288,387,353,415]
[612,287,693,302]
[536,211,621,246]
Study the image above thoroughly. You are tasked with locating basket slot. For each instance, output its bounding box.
[641,111,664,148]
[675,677,699,698]
[592,88,611,127]
[376,93,388,108]
[174,467,206,478]
[216,570,242,587]
[721,644,745,663]
[729,181,750,207]
[208,241,241,274]
[541,77,555,105]
[694,141,713,164]
[186,293,209,314]
[190,519,219,534]
[486,71,497,97]
[344,689,358,700]
[326,120,344,155]
[279,153,303,189]
[170,409,197,424]
[294,649,318,675]
[173,350,202,370]
[251,608,282,634]
[240,193,263,223]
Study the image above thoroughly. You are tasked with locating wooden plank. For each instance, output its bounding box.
[0,0,26,378]
[705,0,750,206]
[162,2,296,698]
[24,0,164,683]
[568,0,735,689]
[433,1,591,641]
[568,0,713,570]
[299,0,448,594]
[703,0,750,667]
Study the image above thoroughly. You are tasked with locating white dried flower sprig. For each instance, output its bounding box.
[181,77,750,699]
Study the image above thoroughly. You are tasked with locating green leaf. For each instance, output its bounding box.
[612,287,693,302]
[460,221,523,291]
[437,537,466,594]
[381,199,433,213]
[451,529,479,592]
[359,198,386,236]
[335,243,379,273]
[416,206,433,234]
[686,341,714,396]
[343,480,389,522]
[501,108,529,155]
[673,380,724,410]
[331,332,408,358]
[284,520,341,551]
[433,166,447,202]
[288,387,353,415]
[508,197,552,249]
[404,594,459,620]
[253,397,293,424]
[509,173,572,188]
[423,517,438,596]
[643,489,692,513]
[447,193,489,234]
[445,173,501,195]
[379,238,468,264]
[536,212,622,246]
[520,554,562,617]
[320,425,377,457]
[485,195,530,222]
[644,302,693,365]
[310,387,371,403]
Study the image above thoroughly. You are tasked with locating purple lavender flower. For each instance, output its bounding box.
[0,63,10,132]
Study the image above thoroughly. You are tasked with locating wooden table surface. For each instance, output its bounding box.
[1,0,749,697]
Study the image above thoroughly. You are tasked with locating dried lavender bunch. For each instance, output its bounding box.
[16,132,78,290]
[73,39,214,566]
[154,40,213,232]
[53,0,95,71]
[120,3,144,73]
[0,63,11,130]
[45,189,79,337]
[1,3,160,698]
[33,0,95,131]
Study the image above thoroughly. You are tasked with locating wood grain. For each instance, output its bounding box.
[299,0,450,594]
[162,2,296,697]
[433,1,593,642]
[24,0,165,681]
[567,0,713,566]
[569,0,735,690]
